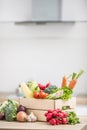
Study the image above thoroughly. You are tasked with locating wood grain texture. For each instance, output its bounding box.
[19,97,76,110]
[0,116,87,130]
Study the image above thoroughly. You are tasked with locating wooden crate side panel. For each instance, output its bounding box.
[27,108,76,122]
[20,98,55,110]
[55,97,76,109]
[27,109,47,121]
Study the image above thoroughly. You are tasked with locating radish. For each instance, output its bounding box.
[62,118,68,124]
[49,118,56,125]
[52,111,58,117]
[46,113,53,121]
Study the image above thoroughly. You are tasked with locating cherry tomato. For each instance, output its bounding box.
[33,92,39,98]
[39,91,48,99]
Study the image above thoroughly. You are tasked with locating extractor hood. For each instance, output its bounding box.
[0,0,87,23]
[31,0,62,22]
[0,0,62,22]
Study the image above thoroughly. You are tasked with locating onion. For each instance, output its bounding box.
[17,105,27,112]
[0,113,5,120]
[16,111,27,122]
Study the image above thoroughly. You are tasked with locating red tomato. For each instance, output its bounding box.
[39,91,48,99]
[33,92,39,98]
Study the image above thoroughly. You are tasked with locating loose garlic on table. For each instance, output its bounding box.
[27,112,37,122]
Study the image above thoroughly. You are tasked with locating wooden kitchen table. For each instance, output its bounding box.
[0,116,87,130]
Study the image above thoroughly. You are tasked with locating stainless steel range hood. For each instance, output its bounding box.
[31,0,62,22]
[0,0,62,22]
[0,0,87,22]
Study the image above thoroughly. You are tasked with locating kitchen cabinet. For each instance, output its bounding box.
[0,0,87,22]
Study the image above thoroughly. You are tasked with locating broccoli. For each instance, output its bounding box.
[44,85,58,94]
[4,99,18,121]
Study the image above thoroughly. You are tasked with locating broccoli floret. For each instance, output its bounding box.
[44,85,58,94]
[4,99,18,121]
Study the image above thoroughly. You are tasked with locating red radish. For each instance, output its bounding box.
[44,112,48,117]
[52,111,58,117]
[45,108,68,125]
[55,108,61,113]
[62,111,68,118]
[48,109,53,113]
[57,113,64,118]
[62,118,68,124]
[49,118,56,125]
[56,119,60,125]
[46,113,53,121]
[59,120,62,124]
[46,118,50,122]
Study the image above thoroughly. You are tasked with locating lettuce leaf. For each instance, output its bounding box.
[61,87,73,100]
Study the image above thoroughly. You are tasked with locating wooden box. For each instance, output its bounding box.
[20,97,76,121]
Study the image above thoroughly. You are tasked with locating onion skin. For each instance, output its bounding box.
[16,111,27,122]
[0,113,5,120]
[17,105,27,113]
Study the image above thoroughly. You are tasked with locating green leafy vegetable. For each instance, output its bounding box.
[62,106,70,110]
[4,99,18,121]
[67,111,80,124]
[46,89,63,99]
[75,70,84,79]
[68,69,84,80]
[27,81,40,92]
[61,87,73,100]
[0,101,8,113]
[72,73,77,80]
[44,85,58,94]
[45,86,73,100]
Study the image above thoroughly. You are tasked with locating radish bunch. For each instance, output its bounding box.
[45,109,68,125]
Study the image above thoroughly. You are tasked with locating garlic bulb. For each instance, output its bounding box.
[27,112,37,122]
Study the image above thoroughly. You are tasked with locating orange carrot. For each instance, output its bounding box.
[61,76,67,88]
[68,79,77,89]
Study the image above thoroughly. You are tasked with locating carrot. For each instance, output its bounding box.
[68,79,77,89]
[61,76,67,88]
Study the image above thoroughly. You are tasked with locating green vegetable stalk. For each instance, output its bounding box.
[67,111,80,125]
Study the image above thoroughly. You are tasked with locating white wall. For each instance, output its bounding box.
[0,22,87,95]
